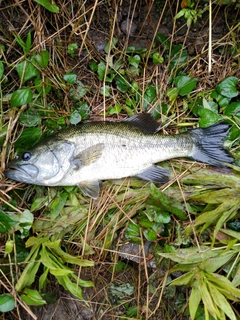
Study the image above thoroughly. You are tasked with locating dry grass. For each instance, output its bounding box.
[0,0,239,319]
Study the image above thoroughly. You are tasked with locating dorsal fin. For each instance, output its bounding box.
[123,113,161,134]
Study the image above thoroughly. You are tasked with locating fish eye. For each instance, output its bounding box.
[22,152,32,161]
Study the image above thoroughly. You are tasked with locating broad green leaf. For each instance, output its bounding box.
[0,61,4,80]
[174,75,198,96]
[152,52,164,64]
[208,283,236,320]
[34,77,52,95]
[15,61,39,83]
[216,76,239,98]
[21,288,46,306]
[89,61,98,72]
[39,267,49,290]
[100,85,111,97]
[25,236,49,247]
[8,209,34,238]
[20,109,41,127]
[69,109,82,125]
[115,74,130,93]
[25,32,32,54]
[169,46,188,71]
[10,88,33,107]
[33,0,59,13]
[170,271,194,286]
[198,108,221,128]
[224,101,240,117]
[97,60,106,81]
[211,89,231,107]
[0,210,15,232]
[69,80,89,100]
[108,103,122,115]
[143,228,157,241]
[31,50,49,68]
[232,263,240,287]
[143,86,156,111]
[63,72,77,84]
[220,228,240,240]
[166,87,179,102]
[0,294,15,312]
[128,55,141,68]
[50,268,73,276]
[104,37,118,54]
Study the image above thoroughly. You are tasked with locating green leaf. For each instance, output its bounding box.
[0,61,4,80]
[115,74,130,93]
[67,43,78,56]
[170,271,194,286]
[0,294,15,312]
[174,75,198,96]
[216,76,239,98]
[33,0,59,13]
[97,60,106,81]
[152,52,164,64]
[14,127,42,152]
[34,77,52,95]
[69,81,89,100]
[143,86,156,111]
[198,108,221,128]
[89,61,98,72]
[200,277,220,319]
[31,50,49,68]
[224,102,240,117]
[10,88,33,107]
[108,103,122,115]
[69,109,82,125]
[143,228,157,241]
[200,250,236,273]
[15,61,39,83]
[20,109,41,127]
[74,101,90,120]
[128,55,141,68]
[189,281,202,320]
[63,72,77,84]
[25,32,32,54]
[8,209,34,238]
[21,288,46,306]
[0,210,15,232]
[166,87,179,102]
[208,283,236,320]
[150,183,187,220]
[104,37,118,53]
[100,85,111,97]
[55,275,84,300]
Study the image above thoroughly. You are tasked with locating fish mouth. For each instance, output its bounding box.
[4,163,39,183]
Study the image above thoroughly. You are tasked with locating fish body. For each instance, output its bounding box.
[4,114,233,199]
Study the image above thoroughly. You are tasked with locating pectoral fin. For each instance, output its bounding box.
[78,180,101,199]
[71,143,105,169]
[135,165,169,184]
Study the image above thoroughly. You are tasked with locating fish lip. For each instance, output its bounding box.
[4,163,39,180]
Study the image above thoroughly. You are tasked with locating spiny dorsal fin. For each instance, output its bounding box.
[124,113,161,134]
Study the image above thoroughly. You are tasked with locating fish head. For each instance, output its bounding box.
[4,139,76,186]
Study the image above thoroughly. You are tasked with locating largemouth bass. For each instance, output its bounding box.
[4,113,233,199]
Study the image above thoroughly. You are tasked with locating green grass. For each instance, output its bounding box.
[0,0,240,319]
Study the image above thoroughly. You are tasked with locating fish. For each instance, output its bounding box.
[4,113,233,199]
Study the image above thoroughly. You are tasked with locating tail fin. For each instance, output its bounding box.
[190,123,233,166]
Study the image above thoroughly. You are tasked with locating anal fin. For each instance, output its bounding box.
[135,165,169,184]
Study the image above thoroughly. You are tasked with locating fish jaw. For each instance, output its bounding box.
[4,162,40,184]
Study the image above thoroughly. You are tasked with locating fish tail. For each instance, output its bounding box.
[190,123,233,166]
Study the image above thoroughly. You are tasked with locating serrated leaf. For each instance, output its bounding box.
[0,210,15,232]
[10,88,33,107]
[216,76,239,98]
[33,0,59,13]
[0,294,15,312]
